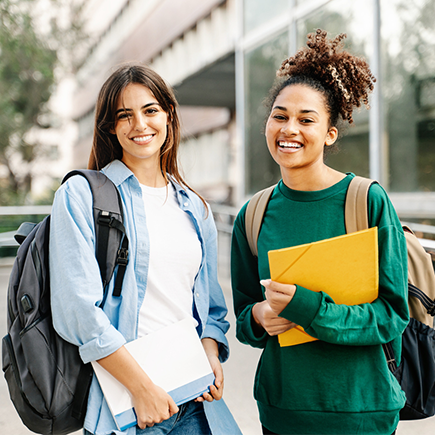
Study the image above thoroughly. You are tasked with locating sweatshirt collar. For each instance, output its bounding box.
[278,173,354,202]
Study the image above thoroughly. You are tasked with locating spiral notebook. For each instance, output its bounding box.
[92,318,215,431]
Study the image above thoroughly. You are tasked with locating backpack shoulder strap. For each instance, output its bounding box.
[345,176,377,233]
[344,176,399,368]
[245,184,276,257]
[61,170,129,419]
[61,170,128,297]
[62,169,123,215]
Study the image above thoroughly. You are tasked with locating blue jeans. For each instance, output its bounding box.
[84,401,211,435]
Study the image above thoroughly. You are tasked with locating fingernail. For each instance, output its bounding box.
[260,279,271,286]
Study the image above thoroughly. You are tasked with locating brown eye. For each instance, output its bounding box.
[117,112,130,120]
[273,114,286,120]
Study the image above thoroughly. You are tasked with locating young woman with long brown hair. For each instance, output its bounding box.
[50,64,233,435]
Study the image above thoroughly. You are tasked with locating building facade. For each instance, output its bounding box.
[73,0,238,204]
[239,0,435,221]
[71,0,435,221]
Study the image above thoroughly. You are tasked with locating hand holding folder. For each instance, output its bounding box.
[268,228,379,347]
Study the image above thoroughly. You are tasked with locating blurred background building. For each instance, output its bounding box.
[1,0,435,252]
[71,0,238,205]
[239,0,435,221]
[64,0,435,220]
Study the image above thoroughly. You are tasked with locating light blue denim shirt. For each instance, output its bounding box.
[49,160,230,435]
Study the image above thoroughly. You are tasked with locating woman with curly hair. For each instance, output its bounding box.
[231,30,409,435]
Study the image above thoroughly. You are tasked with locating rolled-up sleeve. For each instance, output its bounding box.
[50,177,126,363]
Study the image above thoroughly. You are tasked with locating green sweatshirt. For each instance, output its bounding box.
[231,174,409,435]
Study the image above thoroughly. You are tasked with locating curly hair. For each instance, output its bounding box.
[265,29,376,126]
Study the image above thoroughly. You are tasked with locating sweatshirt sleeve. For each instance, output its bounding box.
[231,203,269,349]
[279,184,410,347]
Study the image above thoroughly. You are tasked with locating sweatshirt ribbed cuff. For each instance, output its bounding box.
[278,285,322,330]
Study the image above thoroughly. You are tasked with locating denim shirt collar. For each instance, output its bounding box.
[103,159,191,200]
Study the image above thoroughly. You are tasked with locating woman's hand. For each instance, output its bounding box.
[196,338,224,403]
[261,279,296,315]
[132,382,179,429]
[96,346,178,429]
[252,300,297,336]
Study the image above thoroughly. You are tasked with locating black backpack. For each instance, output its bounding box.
[2,170,129,435]
[245,176,435,420]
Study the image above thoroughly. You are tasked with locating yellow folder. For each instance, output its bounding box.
[268,228,379,347]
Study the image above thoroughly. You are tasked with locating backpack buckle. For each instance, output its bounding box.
[117,248,128,266]
[98,211,113,226]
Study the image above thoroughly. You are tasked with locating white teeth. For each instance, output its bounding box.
[278,141,302,148]
[132,135,153,142]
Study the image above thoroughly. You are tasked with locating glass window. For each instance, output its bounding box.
[382,0,435,192]
[297,0,374,178]
[244,0,290,35]
[244,32,288,194]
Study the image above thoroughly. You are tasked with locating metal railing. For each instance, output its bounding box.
[0,206,51,248]
[1,204,435,255]
[211,204,238,235]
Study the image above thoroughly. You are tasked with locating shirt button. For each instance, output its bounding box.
[196,293,200,297]
[184,202,189,207]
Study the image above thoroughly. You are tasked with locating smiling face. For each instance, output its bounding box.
[112,83,169,171]
[265,84,338,180]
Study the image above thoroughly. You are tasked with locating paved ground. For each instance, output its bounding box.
[1,261,434,434]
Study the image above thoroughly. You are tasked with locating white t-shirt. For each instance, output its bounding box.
[137,183,202,337]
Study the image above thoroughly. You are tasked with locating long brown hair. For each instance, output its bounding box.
[88,63,207,212]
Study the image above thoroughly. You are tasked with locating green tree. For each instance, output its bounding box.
[0,0,84,205]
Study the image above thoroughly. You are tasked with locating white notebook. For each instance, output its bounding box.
[91,318,215,431]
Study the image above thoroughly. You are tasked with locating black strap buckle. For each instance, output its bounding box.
[98,211,113,226]
[117,248,129,266]
[428,304,435,316]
